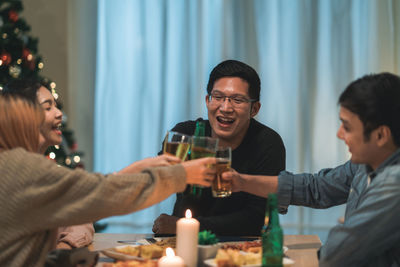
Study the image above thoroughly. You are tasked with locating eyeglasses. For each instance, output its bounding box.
[208,93,257,107]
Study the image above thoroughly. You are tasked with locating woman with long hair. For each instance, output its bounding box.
[3,80,94,249]
[2,79,183,249]
[0,94,216,266]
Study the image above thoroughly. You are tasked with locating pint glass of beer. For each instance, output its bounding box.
[163,131,191,161]
[189,136,218,196]
[212,147,232,197]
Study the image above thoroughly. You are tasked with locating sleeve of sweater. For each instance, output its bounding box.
[7,148,187,232]
[57,223,94,248]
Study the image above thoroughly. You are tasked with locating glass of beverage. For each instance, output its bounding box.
[190,136,218,159]
[212,147,232,197]
[163,131,191,161]
[189,136,219,196]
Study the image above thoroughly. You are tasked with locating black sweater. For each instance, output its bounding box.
[167,118,285,236]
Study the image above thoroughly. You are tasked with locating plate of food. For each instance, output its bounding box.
[217,240,288,254]
[203,240,291,267]
[102,237,176,261]
[204,258,259,267]
[103,259,157,267]
[204,257,294,267]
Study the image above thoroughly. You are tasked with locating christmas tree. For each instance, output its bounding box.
[0,0,42,84]
[0,0,84,169]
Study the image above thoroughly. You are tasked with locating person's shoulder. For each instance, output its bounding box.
[380,164,400,184]
[0,148,58,180]
[249,119,284,142]
[240,119,285,157]
[0,147,40,161]
[172,118,207,135]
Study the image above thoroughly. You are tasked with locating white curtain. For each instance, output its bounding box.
[94,0,400,241]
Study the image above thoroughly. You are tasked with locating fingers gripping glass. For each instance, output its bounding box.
[189,136,219,197]
[212,147,232,198]
[208,93,257,107]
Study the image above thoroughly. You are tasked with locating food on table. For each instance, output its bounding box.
[114,237,176,260]
[154,237,176,249]
[220,240,261,252]
[215,248,260,266]
[103,259,157,267]
[115,245,140,257]
[115,244,163,259]
[140,244,163,259]
[214,240,262,266]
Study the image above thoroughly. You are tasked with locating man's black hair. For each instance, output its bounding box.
[339,72,400,146]
[206,60,261,101]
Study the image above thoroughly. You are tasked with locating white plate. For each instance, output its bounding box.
[102,237,176,261]
[204,258,260,267]
[204,257,294,267]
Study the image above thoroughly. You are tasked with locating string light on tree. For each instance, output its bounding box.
[8,10,18,22]
[0,52,11,66]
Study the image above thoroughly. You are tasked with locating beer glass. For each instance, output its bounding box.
[163,131,191,161]
[212,147,232,197]
[190,136,219,196]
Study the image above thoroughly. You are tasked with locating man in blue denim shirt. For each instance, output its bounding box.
[223,73,400,266]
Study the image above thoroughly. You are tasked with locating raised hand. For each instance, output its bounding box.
[181,157,217,187]
[221,169,243,192]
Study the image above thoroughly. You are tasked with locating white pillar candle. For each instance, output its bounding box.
[158,247,184,267]
[176,209,199,267]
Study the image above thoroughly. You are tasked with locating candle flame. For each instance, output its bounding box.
[166,247,175,257]
[185,209,192,219]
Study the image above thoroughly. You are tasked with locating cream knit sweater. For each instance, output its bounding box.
[0,148,186,267]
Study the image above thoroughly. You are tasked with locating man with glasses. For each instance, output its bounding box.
[152,60,285,235]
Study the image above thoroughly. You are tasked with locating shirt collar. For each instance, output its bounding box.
[366,148,400,178]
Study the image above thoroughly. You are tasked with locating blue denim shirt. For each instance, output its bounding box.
[278,149,400,267]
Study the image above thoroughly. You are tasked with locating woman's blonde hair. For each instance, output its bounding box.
[0,95,44,152]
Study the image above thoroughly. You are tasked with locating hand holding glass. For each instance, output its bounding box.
[189,136,218,195]
[163,131,191,161]
[212,147,232,197]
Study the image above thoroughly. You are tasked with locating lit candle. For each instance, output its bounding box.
[158,247,184,267]
[176,209,199,267]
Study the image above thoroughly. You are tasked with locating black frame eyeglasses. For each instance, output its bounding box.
[208,93,257,106]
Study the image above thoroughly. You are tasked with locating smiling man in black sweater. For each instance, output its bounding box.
[152,60,286,236]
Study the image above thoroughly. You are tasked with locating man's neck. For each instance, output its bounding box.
[370,145,398,170]
[211,122,250,150]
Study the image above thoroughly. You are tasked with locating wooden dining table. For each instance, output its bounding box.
[91,233,321,267]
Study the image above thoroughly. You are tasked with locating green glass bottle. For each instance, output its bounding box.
[194,120,205,137]
[262,193,283,267]
[190,121,205,197]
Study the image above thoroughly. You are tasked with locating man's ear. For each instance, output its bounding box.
[205,95,210,105]
[375,125,392,147]
[250,102,261,117]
